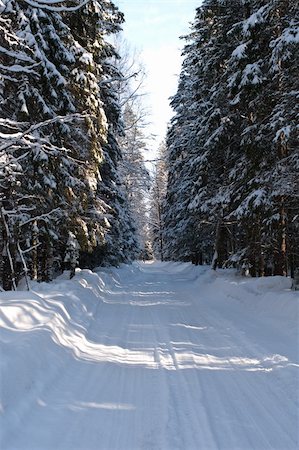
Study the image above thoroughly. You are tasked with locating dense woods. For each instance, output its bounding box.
[162,0,299,277]
[0,0,144,289]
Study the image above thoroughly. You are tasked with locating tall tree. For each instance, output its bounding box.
[164,0,299,277]
[0,0,139,289]
[119,104,150,254]
[111,36,151,258]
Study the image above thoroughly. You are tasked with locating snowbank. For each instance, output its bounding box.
[195,269,298,341]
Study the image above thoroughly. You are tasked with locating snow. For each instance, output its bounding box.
[242,5,268,35]
[0,45,34,63]
[21,0,90,12]
[0,262,298,450]
[0,63,37,74]
[240,62,263,86]
[271,26,299,46]
[275,125,291,142]
[231,42,247,59]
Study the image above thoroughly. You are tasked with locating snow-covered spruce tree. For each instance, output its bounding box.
[66,0,139,268]
[164,0,299,277]
[163,30,201,262]
[0,0,138,289]
[110,36,151,260]
[164,0,243,265]
[0,0,101,285]
[96,44,141,266]
[223,0,299,276]
[259,0,299,277]
[0,1,48,289]
[185,0,246,268]
[118,104,151,258]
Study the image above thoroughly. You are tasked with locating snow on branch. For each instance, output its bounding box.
[0,152,29,170]
[22,0,90,12]
[19,208,62,227]
[0,46,35,64]
[0,62,40,75]
[0,113,90,153]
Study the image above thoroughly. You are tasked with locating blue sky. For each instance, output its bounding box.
[114,0,201,154]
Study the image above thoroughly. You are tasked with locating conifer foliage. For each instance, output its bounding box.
[0,0,138,289]
[112,37,152,259]
[149,141,168,261]
[164,0,299,277]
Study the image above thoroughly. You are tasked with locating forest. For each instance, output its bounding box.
[0,2,298,447]
[0,0,298,290]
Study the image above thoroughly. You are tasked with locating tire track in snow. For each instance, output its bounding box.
[187,290,298,449]
[150,299,218,450]
[2,262,297,450]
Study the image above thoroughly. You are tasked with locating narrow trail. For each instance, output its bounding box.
[1,262,298,450]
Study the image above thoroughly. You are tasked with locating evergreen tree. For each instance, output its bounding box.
[111,36,151,259]
[164,0,299,277]
[149,141,168,261]
[222,0,299,275]
[119,104,150,256]
[0,0,139,288]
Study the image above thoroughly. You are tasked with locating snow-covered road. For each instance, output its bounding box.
[1,262,298,449]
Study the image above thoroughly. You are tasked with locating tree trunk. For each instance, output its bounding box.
[2,255,13,291]
[41,237,53,282]
[1,207,17,290]
[31,221,38,281]
[273,200,287,276]
[212,216,228,270]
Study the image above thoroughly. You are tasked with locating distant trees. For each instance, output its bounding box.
[163,0,299,277]
[112,36,152,258]
[119,104,151,255]
[0,0,139,289]
[149,141,168,260]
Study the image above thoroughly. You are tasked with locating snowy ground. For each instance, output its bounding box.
[0,262,298,450]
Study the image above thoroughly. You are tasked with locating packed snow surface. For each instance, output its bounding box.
[0,262,298,450]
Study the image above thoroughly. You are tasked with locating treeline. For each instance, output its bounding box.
[163,0,299,277]
[0,0,143,290]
